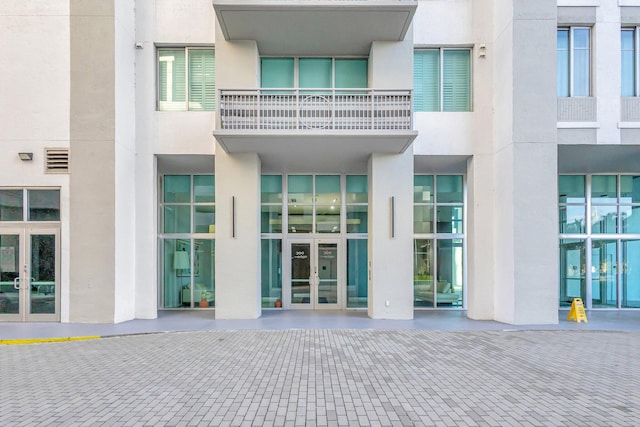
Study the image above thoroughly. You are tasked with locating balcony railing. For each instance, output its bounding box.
[219,88,412,131]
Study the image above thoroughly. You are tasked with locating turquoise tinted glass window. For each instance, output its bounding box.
[164,206,190,233]
[414,50,440,112]
[436,176,463,203]
[0,189,23,221]
[346,175,368,203]
[560,239,586,306]
[261,175,283,203]
[261,205,283,233]
[288,175,313,203]
[188,49,215,111]
[28,190,60,221]
[194,205,215,233]
[414,175,434,203]
[591,175,617,204]
[443,50,471,112]
[559,175,586,203]
[557,29,570,97]
[164,239,190,308]
[261,239,282,307]
[622,240,640,308]
[347,239,368,308]
[164,175,191,203]
[261,58,294,88]
[335,59,368,88]
[346,206,367,233]
[159,49,186,110]
[621,176,640,203]
[622,29,636,97]
[316,175,340,202]
[299,58,332,89]
[194,175,214,203]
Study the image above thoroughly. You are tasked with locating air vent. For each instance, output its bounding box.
[45,148,70,174]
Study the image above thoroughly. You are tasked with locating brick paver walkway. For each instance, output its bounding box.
[2,329,639,426]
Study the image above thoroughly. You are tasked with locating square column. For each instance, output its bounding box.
[214,146,261,319]
[368,150,414,319]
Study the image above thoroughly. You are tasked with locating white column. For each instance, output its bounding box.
[214,145,261,319]
[367,150,414,319]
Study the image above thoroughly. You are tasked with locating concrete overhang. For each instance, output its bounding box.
[212,1,418,56]
[213,130,418,172]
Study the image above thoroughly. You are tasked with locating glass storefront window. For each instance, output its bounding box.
[28,190,60,221]
[194,239,215,308]
[261,175,283,204]
[621,175,640,203]
[288,205,312,233]
[591,240,617,308]
[315,175,341,203]
[436,239,463,307]
[436,206,463,234]
[559,175,585,203]
[261,205,283,234]
[559,239,586,307]
[261,239,282,308]
[164,239,191,308]
[346,206,367,233]
[164,175,191,203]
[414,175,434,203]
[194,205,215,233]
[559,205,586,234]
[316,205,340,233]
[592,175,617,204]
[622,206,640,234]
[591,205,617,234]
[194,175,215,203]
[346,176,368,203]
[164,205,190,234]
[347,239,367,308]
[436,175,463,203]
[622,240,640,308]
[414,205,434,234]
[0,190,23,221]
[288,175,313,204]
[414,239,434,308]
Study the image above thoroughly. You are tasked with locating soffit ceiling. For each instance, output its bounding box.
[212,1,418,56]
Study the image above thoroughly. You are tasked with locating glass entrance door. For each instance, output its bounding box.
[0,228,60,321]
[288,239,342,309]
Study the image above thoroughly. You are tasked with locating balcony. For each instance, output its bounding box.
[212,1,417,56]
[214,89,417,160]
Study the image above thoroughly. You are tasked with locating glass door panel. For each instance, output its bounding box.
[29,234,56,314]
[0,232,21,318]
[317,243,338,305]
[591,240,617,308]
[291,243,311,305]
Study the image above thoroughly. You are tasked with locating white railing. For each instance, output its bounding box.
[219,88,412,131]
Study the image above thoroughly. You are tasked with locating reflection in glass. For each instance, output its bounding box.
[28,190,60,221]
[288,205,313,233]
[591,205,617,234]
[559,205,586,234]
[572,28,590,97]
[164,239,190,308]
[261,205,282,234]
[436,206,463,234]
[622,240,640,308]
[194,175,215,203]
[622,30,636,97]
[591,240,617,308]
[414,175,434,203]
[261,239,282,308]
[414,205,434,233]
[559,239,586,307]
[621,175,640,203]
[261,175,283,203]
[164,205,191,233]
[347,239,367,308]
[557,29,569,97]
[0,190,23,221]
[591,175,617,204]
[622,206,640,234]
[30,234,56,314]
[0,234,20,314]
[558,175,585,203]
[346,205,367,233]
[316,205,340,233]
[164,175,191,203]
[291,243,311,304]
[288,175,313,203]
[194,239,215,308]
[194,205,215,233]
[414,239,434,308]
[317,243,338,304]
[315,175,341,203]
[346,175,368,203]
[436,176,463,203]
[436,239,463,307]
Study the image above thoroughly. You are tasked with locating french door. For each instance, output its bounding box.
[0,228,60,321]
[287,239,342,310]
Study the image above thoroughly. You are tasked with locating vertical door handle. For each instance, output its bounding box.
[13,277,20,290]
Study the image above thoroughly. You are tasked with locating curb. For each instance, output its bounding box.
[0,336,101,345]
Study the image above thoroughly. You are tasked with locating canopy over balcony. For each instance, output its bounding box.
[212,0,418,56]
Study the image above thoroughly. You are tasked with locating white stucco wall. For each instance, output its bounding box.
[155,0,216,44]
[413,0,472,46]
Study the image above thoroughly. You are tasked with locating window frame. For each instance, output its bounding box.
[557,27,592,97]
[157,47,215,112]
[413,48,473,112]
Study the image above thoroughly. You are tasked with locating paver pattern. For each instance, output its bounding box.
[2,329,639,426]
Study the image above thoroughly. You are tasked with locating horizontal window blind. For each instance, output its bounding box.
[414,50,440,112]
[443,50,470,112]
[189,49,215,111]
[159,49,186,111]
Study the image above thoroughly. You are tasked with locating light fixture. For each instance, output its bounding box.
[18,152,33,161]
[478,44,486,58]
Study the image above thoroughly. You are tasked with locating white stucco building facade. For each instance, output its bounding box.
[0,0,639,324]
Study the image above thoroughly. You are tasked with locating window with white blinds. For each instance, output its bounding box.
[414,49,471,112]
[158,48,215,111]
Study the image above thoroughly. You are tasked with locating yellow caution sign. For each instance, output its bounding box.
[567,298,588,323]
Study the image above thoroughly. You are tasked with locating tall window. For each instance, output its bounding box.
[160,175,215,309]
[622,28,638,97]
[557,28,590,97]
[158,48,215,111]
[413,175,465,308]
[261,58,368,89]
[414,49,471,112]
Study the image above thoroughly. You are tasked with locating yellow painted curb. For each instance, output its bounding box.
[0,336,101,345]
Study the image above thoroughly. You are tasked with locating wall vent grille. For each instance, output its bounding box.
[45,148,70,173]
